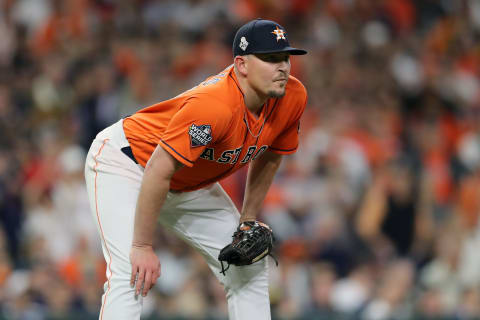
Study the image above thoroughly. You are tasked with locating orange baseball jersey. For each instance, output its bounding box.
[123,65,307,191]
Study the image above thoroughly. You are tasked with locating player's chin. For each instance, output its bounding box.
[267,88,286,98]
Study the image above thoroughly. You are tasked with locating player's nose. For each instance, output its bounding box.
[277,60,289,73]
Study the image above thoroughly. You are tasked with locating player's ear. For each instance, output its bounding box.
[234,55,248,77]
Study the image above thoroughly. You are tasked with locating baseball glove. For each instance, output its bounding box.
[218,220,277,275]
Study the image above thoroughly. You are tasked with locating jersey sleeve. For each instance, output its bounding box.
[158,95,230,167]
[269,87,307,155]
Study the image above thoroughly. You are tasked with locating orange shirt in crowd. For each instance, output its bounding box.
[123,65,307,191]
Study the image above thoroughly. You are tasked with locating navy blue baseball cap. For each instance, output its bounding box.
[233,19,307,57]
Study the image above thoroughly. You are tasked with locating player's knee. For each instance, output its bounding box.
[222,260,268,291]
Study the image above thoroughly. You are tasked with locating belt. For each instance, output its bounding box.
[121,146,138,164]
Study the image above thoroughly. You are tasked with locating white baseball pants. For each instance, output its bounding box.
[84,120,270,320]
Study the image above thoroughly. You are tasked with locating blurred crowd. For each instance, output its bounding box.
[1,0,480,319]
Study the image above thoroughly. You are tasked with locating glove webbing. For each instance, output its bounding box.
[219,252,278,276]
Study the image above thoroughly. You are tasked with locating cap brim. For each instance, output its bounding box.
[252,47,308,55]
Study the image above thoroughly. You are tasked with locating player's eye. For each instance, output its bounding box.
[256,54,290,63]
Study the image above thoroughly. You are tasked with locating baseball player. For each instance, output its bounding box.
[84,18,307,320]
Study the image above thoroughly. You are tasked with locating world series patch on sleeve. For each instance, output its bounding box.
[189,124,212,147]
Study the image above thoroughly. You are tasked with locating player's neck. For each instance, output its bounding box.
[235,72,267,116]
[244,91,266,117]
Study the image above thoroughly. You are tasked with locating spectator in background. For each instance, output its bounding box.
[360,259,415,320]
[300,263,337,319]
[330,262,374,316]
[52,144,100,254]
[355,156,435,264]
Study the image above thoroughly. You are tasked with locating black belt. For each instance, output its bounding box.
[121,146,138,164]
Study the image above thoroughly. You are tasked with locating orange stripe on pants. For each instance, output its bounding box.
[93,139,112,320]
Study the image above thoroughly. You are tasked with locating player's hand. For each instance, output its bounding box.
[129,244,161,297]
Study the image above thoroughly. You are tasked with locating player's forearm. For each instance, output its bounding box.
[132,174,170,247]
[132,146,179,247]
[241,151,282,222]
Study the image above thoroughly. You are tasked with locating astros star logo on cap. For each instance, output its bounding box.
[272,26,286,41]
